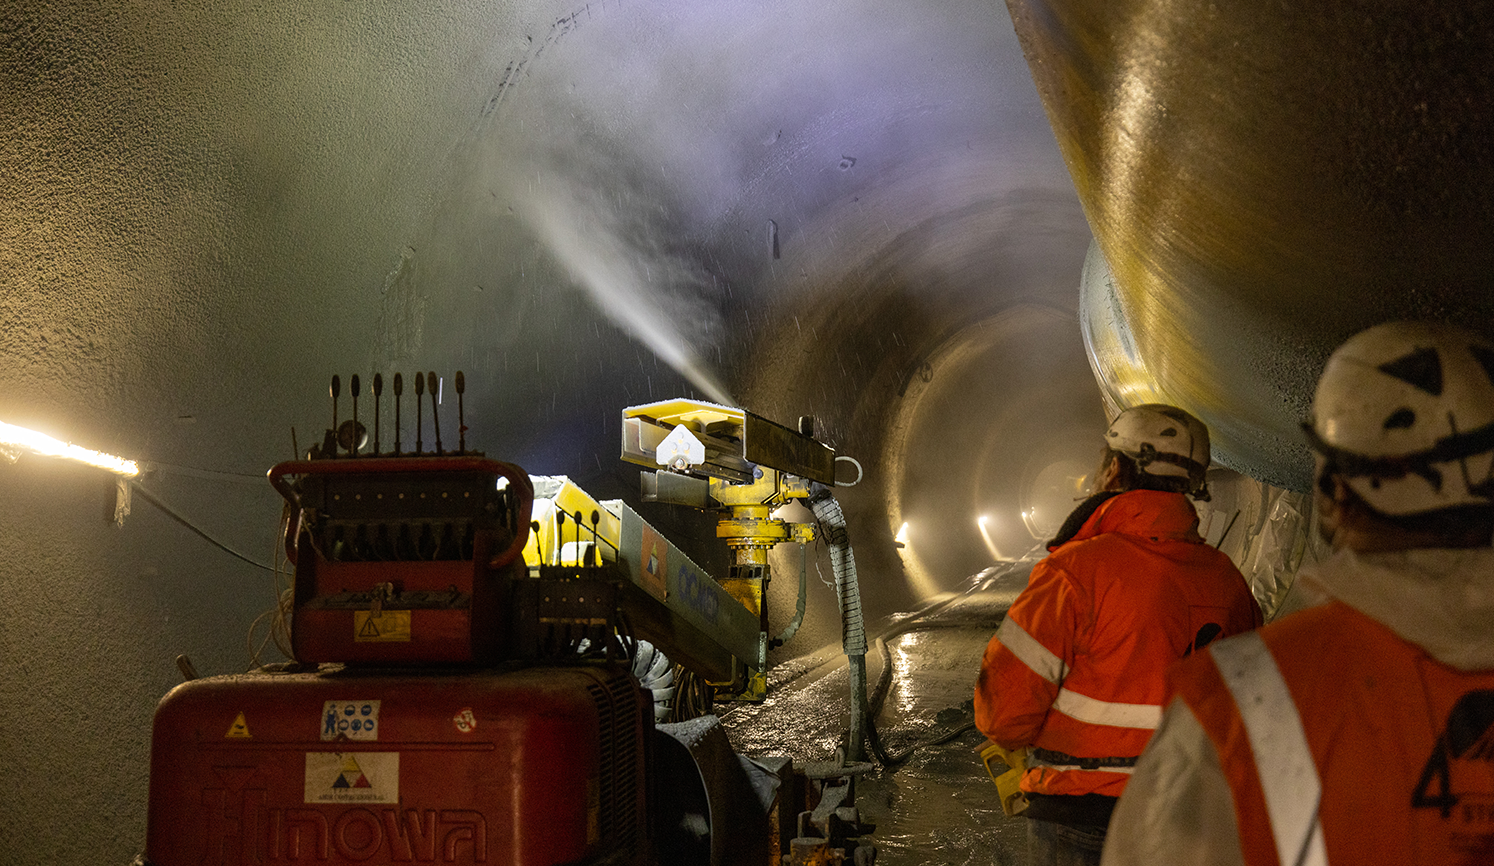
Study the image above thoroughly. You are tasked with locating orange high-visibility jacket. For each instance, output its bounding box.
[1171,601,1494,866]
[975,489,1261,798]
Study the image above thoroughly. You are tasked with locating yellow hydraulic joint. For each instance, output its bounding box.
[711,470,817,700]
[620,399,839,702]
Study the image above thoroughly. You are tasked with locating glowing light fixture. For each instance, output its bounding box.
[1021,507,1044,540]
[894,521,910,546]
[0,420,141,477]
[976,514,1004,561]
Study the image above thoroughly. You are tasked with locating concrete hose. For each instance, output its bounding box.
[808,484,869,762]
[631,639,678,723]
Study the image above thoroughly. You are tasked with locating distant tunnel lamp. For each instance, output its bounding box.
[976,514,1003,561]
[0,420,141,477]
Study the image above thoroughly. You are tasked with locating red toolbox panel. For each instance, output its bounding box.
[145,665,649,865]
[269,458,534,665]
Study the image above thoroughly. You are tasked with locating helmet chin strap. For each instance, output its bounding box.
[1132,443,1210,500]
[1301,417,1494,498]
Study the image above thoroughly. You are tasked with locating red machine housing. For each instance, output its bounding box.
[144,665,651,865]
[269,457,534,665]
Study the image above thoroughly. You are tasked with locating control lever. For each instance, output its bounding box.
[429,371,443,455]
[372,373,383,455]
[456,371,467,454]
[414,372,425,454]
[329,375,341,460]
[349,374,361,457]
[393,373,403,455]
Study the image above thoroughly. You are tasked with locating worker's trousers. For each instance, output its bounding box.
[1027,818,1105,866]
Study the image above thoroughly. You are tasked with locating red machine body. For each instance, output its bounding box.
[138,379,833,866]
[145,665,650,865]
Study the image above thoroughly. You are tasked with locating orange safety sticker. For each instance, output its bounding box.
[225,712,252,739]
[354,610,412,642]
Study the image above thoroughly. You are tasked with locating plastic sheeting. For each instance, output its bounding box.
[1194,470,1330,621]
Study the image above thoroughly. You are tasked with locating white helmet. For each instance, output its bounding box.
[1305,321,1494,516]
[1105,404,1212,497]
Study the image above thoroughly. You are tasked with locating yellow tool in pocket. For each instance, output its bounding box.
[979,741,1030,817]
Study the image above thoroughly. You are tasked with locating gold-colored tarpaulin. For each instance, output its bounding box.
[1008,0,1494,488]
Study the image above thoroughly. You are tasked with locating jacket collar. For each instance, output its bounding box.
[1051,489,1204,551]
[1299,546,1494,671]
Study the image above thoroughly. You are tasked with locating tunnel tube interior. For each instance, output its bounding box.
[3,0,1486,862]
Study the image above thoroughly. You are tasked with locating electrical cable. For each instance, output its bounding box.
[773,542,808,645]
[130,481,276,572]
[249,501,298,669]
[866,714,977,767]
[146,461,266,485]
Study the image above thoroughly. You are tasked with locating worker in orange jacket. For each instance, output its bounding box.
[1103,321,1494,866]
[976,404,1261,866]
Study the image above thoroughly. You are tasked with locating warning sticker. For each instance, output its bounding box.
[321,700,382,741]
[639,525,668,601]
[225,712,252,739]
[304,752,398,804]
[354,610,412,642]
[453,708,477,734]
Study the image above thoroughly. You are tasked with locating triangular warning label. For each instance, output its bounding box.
[225,712,252,739]
[333,775,351,788]
[353,774,372,788]
[359,618,382,638]
[1378,347,1444,395]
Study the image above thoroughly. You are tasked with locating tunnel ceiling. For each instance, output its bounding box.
[3,0,1089,471]
[7,0,1486,630]
[1,0,1100,621]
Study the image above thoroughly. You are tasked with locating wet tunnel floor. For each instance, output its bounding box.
[720,565,1034,865]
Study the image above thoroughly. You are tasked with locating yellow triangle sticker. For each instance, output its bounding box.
[225,712,252,739]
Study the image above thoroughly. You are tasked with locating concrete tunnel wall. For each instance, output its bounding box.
[1,1,1105,860]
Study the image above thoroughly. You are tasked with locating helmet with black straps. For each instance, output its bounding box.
[1105,404,1212,498]
[1304,321,1494,516]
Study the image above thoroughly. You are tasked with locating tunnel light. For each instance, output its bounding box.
[976,514,1003,561]
[0,420,141,477]
[1020,508,1044,541]
[894,521,910,545]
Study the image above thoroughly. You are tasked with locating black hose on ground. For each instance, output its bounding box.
[863,556,1038,768]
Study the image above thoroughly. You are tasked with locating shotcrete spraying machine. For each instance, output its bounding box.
[138,372,877,866]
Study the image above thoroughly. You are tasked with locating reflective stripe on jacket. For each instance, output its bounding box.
[1172,601,1494,866]
[976,489,1261,798]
